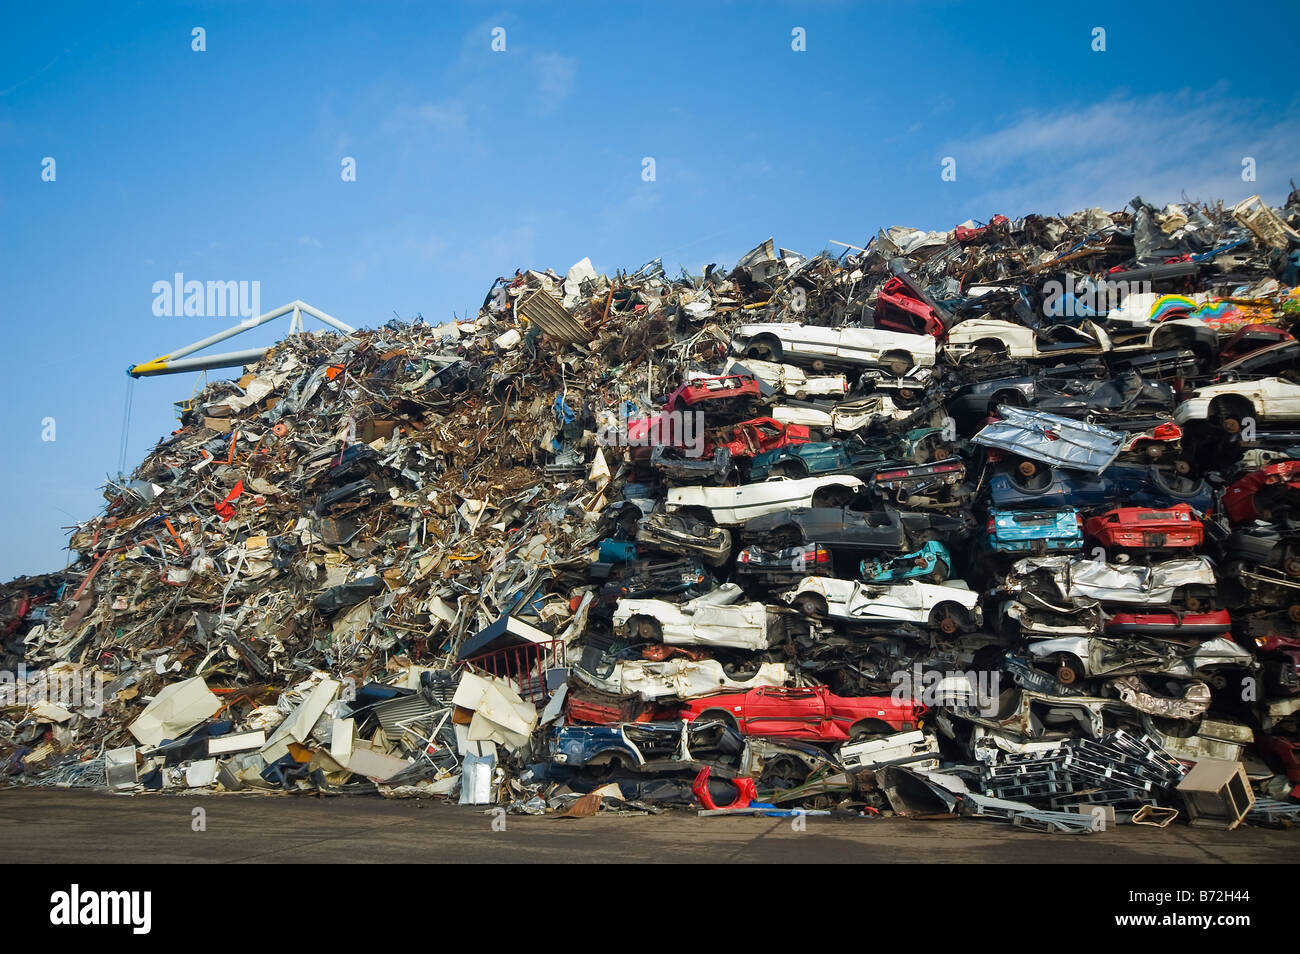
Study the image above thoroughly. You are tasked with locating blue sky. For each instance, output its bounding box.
[1,1,1297,580]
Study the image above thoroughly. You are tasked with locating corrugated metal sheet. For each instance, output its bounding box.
[518,289,592,345]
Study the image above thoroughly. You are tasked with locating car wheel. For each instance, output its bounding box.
[775,460,805,479]
[928,560,949,584]
[928,602,968,635]
[628,615,662,642]
[1055,654,1084,686]
[1210,396,1254,435]
[795,593,828,618]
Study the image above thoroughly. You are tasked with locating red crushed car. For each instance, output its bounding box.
[677,686,925,742]
[1104,610,1231,639]
[1218,324,1294,364]
[1252,631,1300,696]
[666,374,760,411]
[1084,504,1203,554]
[1224,461,1300,523]
[711,417,811,458]
[872,273,953,338]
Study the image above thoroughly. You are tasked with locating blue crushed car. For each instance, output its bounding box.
[860,540,952,583]
[985,508,1084,553]
[988,464,1213,513]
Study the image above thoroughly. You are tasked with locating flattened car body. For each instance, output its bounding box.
[667,474,864,526]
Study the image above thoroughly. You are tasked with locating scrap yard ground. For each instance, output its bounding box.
[1,789,1293,864]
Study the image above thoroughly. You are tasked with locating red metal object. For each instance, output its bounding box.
[712,417,811,458]
[666,374,760,410]
[677,686,924,742]
[1084,504,1203,551]
[693,765,757,810]
[1219,324,1294,363]
[954,214,1009,245]
[214,481,244,522]
[1224,462,1300,523]
[874,276,946,338]
[460,638,566,703]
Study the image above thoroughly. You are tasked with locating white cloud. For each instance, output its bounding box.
[941,88,1300,216]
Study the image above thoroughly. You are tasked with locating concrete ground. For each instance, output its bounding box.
[0,788,1294,863]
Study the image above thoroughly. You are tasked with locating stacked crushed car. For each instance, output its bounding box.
[5,190,1300,828]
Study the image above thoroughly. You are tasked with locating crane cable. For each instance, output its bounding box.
[118,375,135,476]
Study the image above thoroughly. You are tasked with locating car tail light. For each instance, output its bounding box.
[876,469,910,481]
[738,551,751,563]
[987,518,995,535]
[815,548,830,563]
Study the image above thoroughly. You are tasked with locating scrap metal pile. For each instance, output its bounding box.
[5,189,1300,829]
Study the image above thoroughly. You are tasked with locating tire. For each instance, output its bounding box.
[628,615,662,642]
[696,708,738,733]
[774,460,805,479]
[928,559,949,584]
[795,593,829,618]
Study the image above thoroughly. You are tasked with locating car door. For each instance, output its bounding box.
[691,601,767,649]
[780,324,839,360]
[844,582,915,623]
[1259,379,1300,420]
[740,687,828,738]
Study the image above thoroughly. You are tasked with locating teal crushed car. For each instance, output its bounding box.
[748,427,951,480]
[984,508,1084,553]
[860,540,952,583]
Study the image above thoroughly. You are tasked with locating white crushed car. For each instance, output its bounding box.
[942,318,1111,362]
[612,583,775,650]
[1174,376,1300,432]
[1027,635,1255,684]
[730,322,935,374]
[769,395,911,433]
[1006,555,1217,607]
[666,474,864,526]
[572,657,789,701]
[781,576,981,633]
[723,357,848,398]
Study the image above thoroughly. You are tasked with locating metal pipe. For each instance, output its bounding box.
[129,300,356,377]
